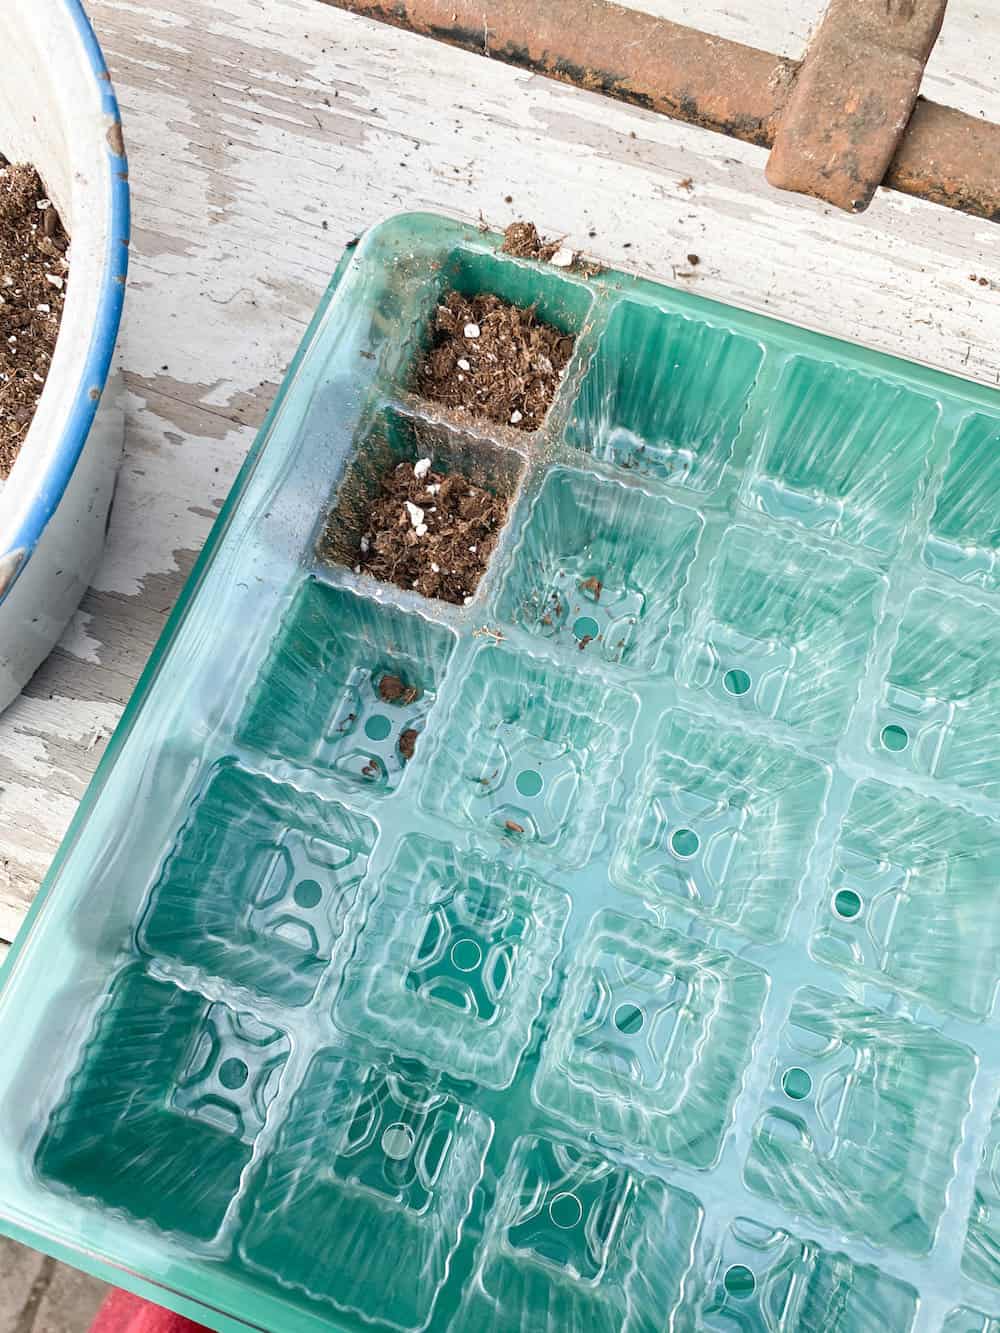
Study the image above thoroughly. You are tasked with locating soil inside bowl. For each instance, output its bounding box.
[416,289,574,433]
[356,457,508,604]
[0,157,70,480]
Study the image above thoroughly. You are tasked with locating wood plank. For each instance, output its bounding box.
[1,0,999,937]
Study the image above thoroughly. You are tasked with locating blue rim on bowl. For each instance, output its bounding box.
[0,0,130,607]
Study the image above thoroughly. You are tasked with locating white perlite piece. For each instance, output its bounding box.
[360,535,370,554]
[413,457,431,479]
[550,246,575,268]
[425,483,440,495]
[457,357,470,371]
[510,409,523,424]
[464,322,480,339]
[431,562,440,573]
[45,273,63,289]
[405,501,429,537]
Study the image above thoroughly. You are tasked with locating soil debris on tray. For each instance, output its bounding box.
[501,220,605,279]
[417,289,574,432]
[398,727,418,761]
[357,456,508,604]
[378,672,419,705]
[501,221,563,262]
[0,157,70,480]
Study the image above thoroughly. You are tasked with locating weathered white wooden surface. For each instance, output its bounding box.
[1,0,999,943]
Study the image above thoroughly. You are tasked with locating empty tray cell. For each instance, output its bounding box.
[925,412,1000,589]
[496,465,703,671]
[745,986,975,1254]
[945,1311,1000,1333]
[335,833,570,1089]
[317,405,525,604]
[873,586,1000,798]
[699,1216,917,1331]
[412,245,592,432]
[139,763,377,1006]
[418,642,637,867]
[813,780,1000,1020]
[566,299,763,493]
[746,356,939,554]
[37,967,289,1241]
[963,1098,1000,1289]
[239,1049,492,1330]
[612,709,830,942]
[685,524,884,741]
[533,910,767,1167]
[456,1133,701,1333]
[240,577,456,792]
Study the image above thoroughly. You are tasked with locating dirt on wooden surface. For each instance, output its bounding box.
[416,289,575,433]
[357,457,508,604]
[0,158,70,480]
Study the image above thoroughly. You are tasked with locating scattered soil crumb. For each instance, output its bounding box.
[687,254,700,266]
[505,820,525,834]
[579,575,603,600]
[417,289,574,432]
[0,157,70,479]
[398,727,418,760]
[378,672,420,705]
[501,221,562,261]
[501,220,604,278]
[358,457,508,604]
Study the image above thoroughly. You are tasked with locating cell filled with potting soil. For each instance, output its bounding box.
[6,214,1000,1333]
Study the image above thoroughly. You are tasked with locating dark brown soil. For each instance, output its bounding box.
[357,458,508,604]
[501,221,562,262]
[416,289,574,432]
[378,672,420,705]
[0,158,70,479]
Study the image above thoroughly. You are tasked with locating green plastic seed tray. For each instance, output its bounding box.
[3,213,1000,1333]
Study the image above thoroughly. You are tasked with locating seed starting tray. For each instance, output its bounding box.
[3,214,1000,1333]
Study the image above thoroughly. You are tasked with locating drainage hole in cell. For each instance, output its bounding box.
[670,828,700,858]
[880,723,909,753]
[614,1003,645,1035]
[515,769,543,798]
[365,714,393,742]
[724,1265,756,1299]
[723,667,751,696]
[218,1058,249,1090]
[549,1192,583,1229]
[381,1123,415,1160]
[450,939,483,972]
[293,879,323,909]
[781,1066,812,1100]
[573,616,600,643]
[833,888,862,920]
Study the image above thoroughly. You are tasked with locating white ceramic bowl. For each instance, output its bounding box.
[0,0,129,711]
